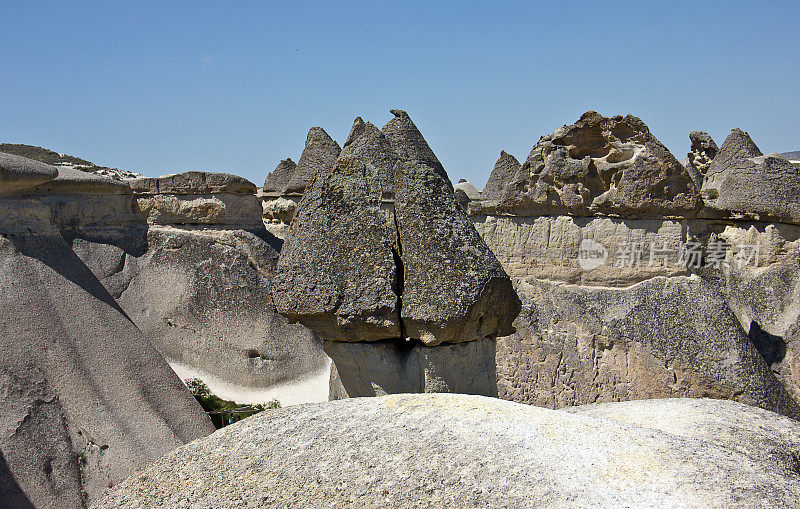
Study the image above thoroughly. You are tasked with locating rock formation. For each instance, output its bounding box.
[338,117,400,197]
[261,157,297,195]
[701,128,800,223]
[478,111,701,218]
[0,158,215,508]
[0,152,58,194]
[481,150,520,201]
[94,394,800,508]
[686,130,718,187]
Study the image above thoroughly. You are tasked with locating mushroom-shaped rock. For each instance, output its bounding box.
[293,127,341,193]
[701,129,800,223]
[0,152,58,194]
[272,157,401,341]
[262,157,297,195]
[395,162,520,345]
[686,131,719,188]
[482,150,521,201]
[338,117,400,196]
[128,171,257,195]
[492,111,701,218]
[380,109,444,173]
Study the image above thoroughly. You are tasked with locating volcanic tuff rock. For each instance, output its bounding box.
[128,171,257,195]
[338,117,400,196]
[686,131,718,187]
[380,109,444,173]
[272,157,401,341]
[262,158,297,195]
[293,126,341,192]
[497,277,800,419]
[395,162,519,344]
[701,129,800,223]
[0,232,213,509]
[483,111,701,218]
[0,152,58,194]
[481,150,521,201]
[95,394,800,509]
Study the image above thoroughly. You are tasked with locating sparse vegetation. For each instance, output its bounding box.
[704,188,719,199]
[184,378,280,429]
[0,142,122,175]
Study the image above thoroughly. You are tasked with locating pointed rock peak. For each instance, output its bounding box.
[292,127,341,193]
[381,109,443,173]
[263,158,299,194]
[482,150,522,201]
[343,117,371,148]
[339,116,400,195]
[717,128,763,162]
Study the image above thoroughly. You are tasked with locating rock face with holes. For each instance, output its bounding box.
[94,394,800,509]
[479,111,700,218]
[701,129,800,223]
[686,131,718,188]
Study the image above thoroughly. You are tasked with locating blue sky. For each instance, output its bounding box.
[1,1,798,186]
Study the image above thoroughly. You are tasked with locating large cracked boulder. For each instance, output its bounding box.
[0,152,58,195]
[483,111,701,218]
[94,394,800,509]
[0,232,214,509]
[701,129,800,223]
[497,276,800,419]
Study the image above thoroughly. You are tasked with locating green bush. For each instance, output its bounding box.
[704,188,719,200]
[184,378,280,429]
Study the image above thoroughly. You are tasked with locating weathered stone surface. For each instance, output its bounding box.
[380,109,443,173]
[272,157,400,341]
[395,162,520,345]
[701,129,800,223]
[94,394,800,509]
[262,158,297,195]
[129,171,257,195]
[482,150,520,201]
[338,117,400,196]
[686,131,718,188]
[486,111,701,218]
[293,127,341,193]
[0,233,213,509]
[497,276,800,419]
[27,166,131,195]
[134,193,264,228]
[326,339,497,399]
[102,226,325,388]
[0,152,58,194]
[453,179,482,210]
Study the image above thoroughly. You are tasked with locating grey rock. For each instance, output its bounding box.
[134,193,264,229]
[496,276,800,419]
[27,166,131,195]
[0,233,213,509]
[380,109,444,173]
[94,394,800,509]
[272,157,401,341]
[482,150,521,201]
[395,161,520,345]
[453,179,482,201]
[326,339,497,399]
[780,150,800,160]
[0,153,58,195]
[701,129,800,223]
[293,127,341,193]
[686,131,718,188]
[338,117,400,196]
[129,171,257,195]
[262,158,297,195]
[488,111,701,218]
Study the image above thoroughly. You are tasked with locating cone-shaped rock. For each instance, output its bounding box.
[381,109,444,174]
[494,111,700,217]
[482,150,521,201]
[701,129,800,223]
[272,157,400,341]
[338,117,400,196]
[262,158,298,194]
[394,161,520,345]
[0,152,58,194]
[293,127,341,193]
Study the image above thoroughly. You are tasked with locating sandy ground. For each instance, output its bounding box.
[169,357,332,407]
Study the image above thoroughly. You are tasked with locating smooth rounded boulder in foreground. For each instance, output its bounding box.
[95,394,800,508]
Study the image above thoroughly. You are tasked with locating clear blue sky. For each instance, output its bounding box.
[1,1,798,186]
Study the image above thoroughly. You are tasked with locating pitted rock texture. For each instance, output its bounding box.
[134,193,264,228]
[129,171,257,195]
[380,109,444,173]
[395,162,520,345]
[0,233,213,509]
[0,152,58,195]
[326,339,497,399]
[482,111,700,218]
[497,277,800,419]
[94,394,800,509]
[338,117,400,196]
[701,129,800,223]
[272,157,401,341]
[27,166,131,195]
[686,131,718,188]
[293,127,341,193]
[482,150,520,201]
[262,158,297,195]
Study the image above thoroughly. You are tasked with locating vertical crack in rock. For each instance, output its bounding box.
[391,204,407,340]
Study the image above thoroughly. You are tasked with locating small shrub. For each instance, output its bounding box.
[184,378,280,429]
[704,188,719,199]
